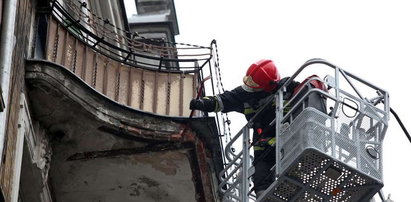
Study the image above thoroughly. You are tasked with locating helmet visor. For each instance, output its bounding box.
[243,75,260,88]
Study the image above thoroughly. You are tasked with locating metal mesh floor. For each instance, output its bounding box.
[259,149,382,202]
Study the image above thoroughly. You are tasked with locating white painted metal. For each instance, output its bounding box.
[218,58,390,202]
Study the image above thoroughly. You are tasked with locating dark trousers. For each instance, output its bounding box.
[253,146,276,193]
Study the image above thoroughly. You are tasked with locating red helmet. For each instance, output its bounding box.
[243,59,281,92]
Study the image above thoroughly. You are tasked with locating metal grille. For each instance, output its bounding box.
[272,180,301,200]
[268,103,386,201]
[278,108,384,182]
[278,108,332,175]
[217,59,390,202]
[264,150,382,202]
[296,192,323,202]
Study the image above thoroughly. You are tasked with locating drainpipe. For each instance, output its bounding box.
[0,0,18,162]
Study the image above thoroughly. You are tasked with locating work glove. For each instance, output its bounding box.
[189,96,218,112]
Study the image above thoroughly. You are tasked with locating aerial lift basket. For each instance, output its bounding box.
[259,59,389,202]
[217,59,389,202]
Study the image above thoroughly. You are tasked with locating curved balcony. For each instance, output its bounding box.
[20,1,225,201]
[44,0,213,117]
[25,58,223,201]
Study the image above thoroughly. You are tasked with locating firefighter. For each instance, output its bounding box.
[189,59,300,197]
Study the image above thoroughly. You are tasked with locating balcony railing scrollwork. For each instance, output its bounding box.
[42,0,216,117]
[49,0,212,72]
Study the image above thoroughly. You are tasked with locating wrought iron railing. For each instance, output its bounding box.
[43,0,219,117]
[49,0,212,72]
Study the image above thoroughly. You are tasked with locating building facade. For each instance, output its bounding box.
[0,0,223,201]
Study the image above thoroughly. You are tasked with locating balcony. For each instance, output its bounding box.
[43,0,213,117]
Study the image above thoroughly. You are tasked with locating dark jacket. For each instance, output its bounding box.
[216,78,300,140]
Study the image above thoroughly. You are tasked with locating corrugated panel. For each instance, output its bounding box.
[55,24,65,64]
[94,54,105,92]
[104,61,118,100]
[181,75,195,116]
[156,73,168,115]
[45,18,198,117]
[141,70,154,112]
[74,39,85,77]
[118,64,130,105]
[129,68,142,109]
[84,47,95,86]
[46,15,57,62]
[63,32,76,70]
[169,74,181,116]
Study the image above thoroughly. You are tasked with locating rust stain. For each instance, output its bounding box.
[183,130,196,142]
[125,125,142,135]
[170,127,195,142]
[170,132,182,140]
[194,139,215,201]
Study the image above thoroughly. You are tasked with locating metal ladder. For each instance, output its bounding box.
[218,58,390,202]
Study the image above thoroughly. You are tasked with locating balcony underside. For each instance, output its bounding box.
[24,59,223,201]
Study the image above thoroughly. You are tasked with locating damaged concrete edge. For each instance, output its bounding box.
[25,59,186,137]
[67,142,190,161]
[24,59,221,141]
[24,59,225,200]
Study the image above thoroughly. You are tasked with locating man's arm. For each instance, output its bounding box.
[190,85,252,113]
